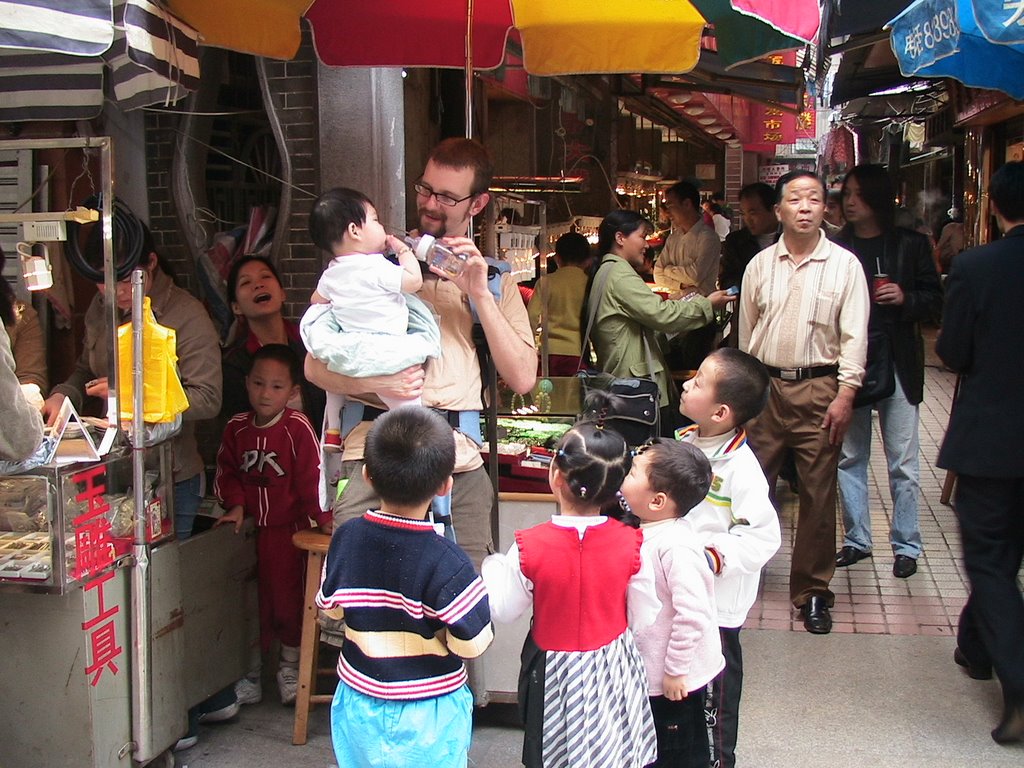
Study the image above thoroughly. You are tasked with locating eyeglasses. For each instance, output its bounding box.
[413,181,476,208]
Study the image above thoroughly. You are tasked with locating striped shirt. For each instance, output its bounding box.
[317,511,493,700]
[738,229,869,388]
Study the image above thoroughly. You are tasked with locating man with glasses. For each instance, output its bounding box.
[305,138,537,576]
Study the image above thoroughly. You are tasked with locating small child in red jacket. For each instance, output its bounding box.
[482,421,661,767]
[214,344,331,706]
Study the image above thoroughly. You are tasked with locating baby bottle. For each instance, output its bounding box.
[404,234,467,277]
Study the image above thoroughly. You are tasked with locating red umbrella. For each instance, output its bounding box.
[168,0,707,75]
[730,0,821,43]
[306,0,512,70]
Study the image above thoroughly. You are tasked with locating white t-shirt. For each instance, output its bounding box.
[317,252,407,335]
[712,213,732,242]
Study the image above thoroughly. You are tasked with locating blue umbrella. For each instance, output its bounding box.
[887,0,1024,100]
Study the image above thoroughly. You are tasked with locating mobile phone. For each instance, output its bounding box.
[725,285,739,296]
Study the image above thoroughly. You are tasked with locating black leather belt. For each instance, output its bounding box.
[361,405,462,429]
[765,364,839,381]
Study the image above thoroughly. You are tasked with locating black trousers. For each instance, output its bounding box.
[518,631,545,768]
[706,627,743,768]
[646,692,709,768]
[954,474,1024,705]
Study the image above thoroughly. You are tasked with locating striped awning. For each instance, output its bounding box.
[0,50,106,121]
[106,0,200,111]
[0,0,200,122]
[0,0,115,56]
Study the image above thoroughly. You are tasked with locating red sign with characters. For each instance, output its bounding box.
[72,465,123,686]
[744,52,816,155]
[82,569,123,686]
[71,465,115,581]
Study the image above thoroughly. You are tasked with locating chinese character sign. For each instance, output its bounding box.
[71,465,115,581]
[743,51,815,154]
[82,570,123,686]
[758,163,791,186]
[797,93,817,137]
[974,0,1024,44]
[886,0,1024,100]
[888,0,961,74]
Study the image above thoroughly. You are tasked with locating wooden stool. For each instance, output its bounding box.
[291,528,335,745]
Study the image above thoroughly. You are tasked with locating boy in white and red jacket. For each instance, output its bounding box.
[215,344,330,706]
[675,347,781,768]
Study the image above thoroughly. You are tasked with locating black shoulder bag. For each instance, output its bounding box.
[577,260,661,445]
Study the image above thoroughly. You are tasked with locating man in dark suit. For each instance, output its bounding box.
[937,160,1024,745]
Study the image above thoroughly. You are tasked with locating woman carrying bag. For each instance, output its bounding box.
[584,210,733,436]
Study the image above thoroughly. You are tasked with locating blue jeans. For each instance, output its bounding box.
[174,473,202,541]
[837,371,923,558]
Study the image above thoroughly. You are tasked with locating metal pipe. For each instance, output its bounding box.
[129,269,154,761]
[538,201,547,379]
[465,0,474,137]
[99,138,119,426]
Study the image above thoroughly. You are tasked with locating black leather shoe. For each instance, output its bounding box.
[893,555,918,578]
[992,702,1024,744]
[954,647,993,680]
[801,596,832,634]
[835,546,872,567]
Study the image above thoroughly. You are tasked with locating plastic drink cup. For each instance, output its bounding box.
[873,273,891,300]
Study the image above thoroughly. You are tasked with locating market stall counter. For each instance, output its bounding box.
[480,377,577,700]
[0,445,257,766]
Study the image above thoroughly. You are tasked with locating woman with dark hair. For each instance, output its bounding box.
[585,210,733,434]
[833,164,942,579]
[527,231,592,376]
[221,255,325,428]
[0,246,47,392]
[41,216,222,541]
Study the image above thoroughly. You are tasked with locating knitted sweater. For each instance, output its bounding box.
[317,511,493,700]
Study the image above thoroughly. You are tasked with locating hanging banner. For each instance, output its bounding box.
[888,0,961,74]
[743,51,814,155]
[973,0,1024,45]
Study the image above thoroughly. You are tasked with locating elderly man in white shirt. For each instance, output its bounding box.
[739,169,869,635]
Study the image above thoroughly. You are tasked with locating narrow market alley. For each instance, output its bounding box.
[178,331,1024,767]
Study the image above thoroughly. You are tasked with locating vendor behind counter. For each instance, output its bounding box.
[42,213,221,539]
